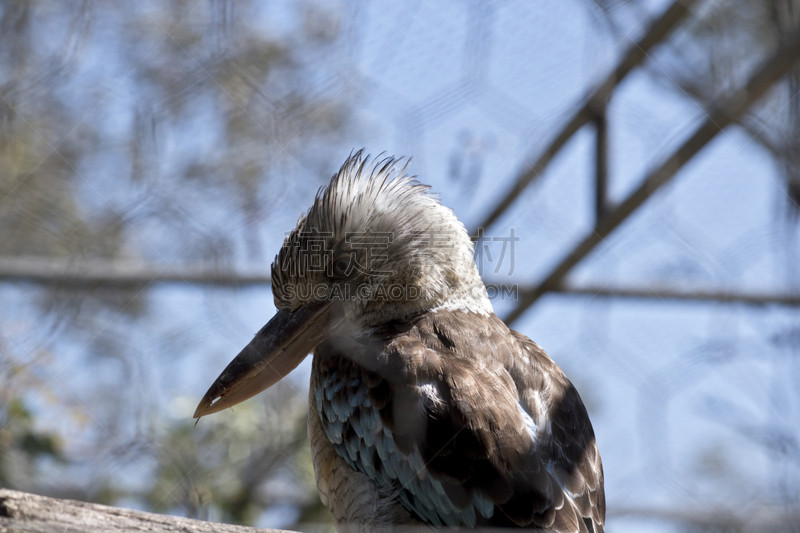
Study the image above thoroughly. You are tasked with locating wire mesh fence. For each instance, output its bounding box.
[1,0,799,531]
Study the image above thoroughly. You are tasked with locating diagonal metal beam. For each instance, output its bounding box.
[470,0,698,236]
[504,26,800,325]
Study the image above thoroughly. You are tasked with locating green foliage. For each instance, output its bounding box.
[146,385,323,526]
[0,386,65,489]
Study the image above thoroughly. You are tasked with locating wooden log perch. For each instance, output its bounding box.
[0,489,292,533]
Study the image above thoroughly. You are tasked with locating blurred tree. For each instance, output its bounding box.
[0,0,346,528]
[147,382,323,526]
[0,354,65,492]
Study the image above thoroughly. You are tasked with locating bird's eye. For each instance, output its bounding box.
[331,256,350,278]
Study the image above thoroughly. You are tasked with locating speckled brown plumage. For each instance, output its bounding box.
[309,309,605,532]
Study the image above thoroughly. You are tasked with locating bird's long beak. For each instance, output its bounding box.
[193,301,340,418]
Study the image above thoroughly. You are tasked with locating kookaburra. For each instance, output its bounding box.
[194,151,605,532]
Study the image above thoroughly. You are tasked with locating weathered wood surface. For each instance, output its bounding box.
[0,489,292,533]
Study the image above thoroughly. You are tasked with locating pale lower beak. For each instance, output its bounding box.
[193,301,340,418]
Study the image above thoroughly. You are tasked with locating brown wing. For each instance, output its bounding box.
[316,309,605,531]
[505,328,606,532]
[413,311,605,531]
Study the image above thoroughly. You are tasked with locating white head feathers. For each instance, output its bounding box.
[271,151,492,326]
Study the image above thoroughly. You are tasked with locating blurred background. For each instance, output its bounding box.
[1,0,799,531]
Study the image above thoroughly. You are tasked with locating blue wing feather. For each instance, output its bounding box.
[314,357,495,528]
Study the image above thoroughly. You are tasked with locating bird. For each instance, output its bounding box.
[194,151,605,532]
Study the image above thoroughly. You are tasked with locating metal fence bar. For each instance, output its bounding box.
[594,102,609,225]
[5,257,799,308]
[551,284,800,307]
[469,0,698,236]
[504,26,800,324]
[0,257,272,288]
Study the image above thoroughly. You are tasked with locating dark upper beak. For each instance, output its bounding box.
[193,301,341,418]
